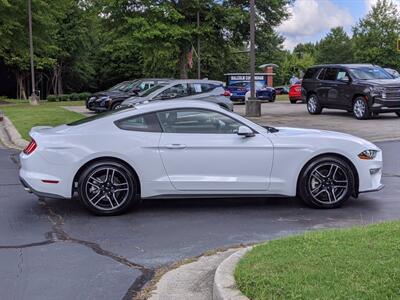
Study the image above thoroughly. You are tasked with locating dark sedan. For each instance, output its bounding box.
[227,81,276,102]
[86,79,170,112]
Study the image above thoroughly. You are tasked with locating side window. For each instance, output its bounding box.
[336,69,350,81]
[324,68,338,81]
[189,83,203,94]
[304,68,319,79]
[317,68,326,80]
[156,84,190,99]
[156,109,243,134]
[115,113,161,132]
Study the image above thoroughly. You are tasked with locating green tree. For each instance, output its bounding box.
[352,0,400,69]
[316,27,353,64]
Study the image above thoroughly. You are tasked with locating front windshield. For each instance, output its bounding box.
[350,67,393,80]
[138,83,167,97]
[108,82,127,91]
[120,80,140,92]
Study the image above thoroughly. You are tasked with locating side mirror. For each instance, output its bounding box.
[237,126,255,137]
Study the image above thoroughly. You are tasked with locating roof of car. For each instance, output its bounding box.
[166,79,224,85]
[310,64,376,69]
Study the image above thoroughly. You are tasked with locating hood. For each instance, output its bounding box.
[93,90,133,98]
[122,96,150,106]
[274,127,378,149]
[356,78,400,87]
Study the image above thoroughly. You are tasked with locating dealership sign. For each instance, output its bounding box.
[230,75,265,81]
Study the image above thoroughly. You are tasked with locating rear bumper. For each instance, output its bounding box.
[19,176,67,199]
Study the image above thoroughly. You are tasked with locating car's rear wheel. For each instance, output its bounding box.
[353,97,371,119]
[290,99,297,104]
[298,156,354,209]
[78,161,138,215]
[307,94,322,114]
[269,95,276,102]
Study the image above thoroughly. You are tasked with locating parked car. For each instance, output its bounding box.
[121,79,233,111]
[86,79,170,112]
[227,81,276,102]
[275,86,289,95]
[289,83,303,104]
[302,64,400,119]
[20,100,383,215]
[384,68,400,78]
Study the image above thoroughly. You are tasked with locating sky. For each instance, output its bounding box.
[277,0,400,50]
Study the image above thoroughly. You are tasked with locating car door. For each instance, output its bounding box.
[323,68,340,107]
[157,108,274,191]
[333,69,353,108]
[315,68,329,103]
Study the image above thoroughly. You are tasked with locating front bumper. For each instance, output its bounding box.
[87,99,110,112]
[371,97,400,113]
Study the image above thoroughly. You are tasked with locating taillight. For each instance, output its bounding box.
[23,139,37,155]
[295,86,301,92]
[222,90,231,97]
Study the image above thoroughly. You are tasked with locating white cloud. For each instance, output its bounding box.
[278,0,354,50]
[365,0,400,12]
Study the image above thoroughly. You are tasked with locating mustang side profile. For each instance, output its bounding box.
[20,100,383,215]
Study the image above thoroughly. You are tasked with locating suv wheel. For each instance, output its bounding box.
[307,94,322,114]
[298,156,354,209]
[78,161,138,215]
[353,97,371,119]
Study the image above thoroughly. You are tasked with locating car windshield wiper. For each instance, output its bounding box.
[263,126,279,133]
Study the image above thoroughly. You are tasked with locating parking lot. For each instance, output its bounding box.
[1,98,399,299]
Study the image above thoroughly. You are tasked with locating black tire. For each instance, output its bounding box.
[78,161,138,216]
[269,95,276,102]
[290,99,297,104]
[306,94,322,114]
[298,156,354,209]
[396,112,400,117]
[111,101,122,110]
[353,97,371,120]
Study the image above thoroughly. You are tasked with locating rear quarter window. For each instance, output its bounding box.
[304,68,320,79]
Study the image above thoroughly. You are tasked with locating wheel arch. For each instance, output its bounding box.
[72,156,141,197]
[296,152,360,198]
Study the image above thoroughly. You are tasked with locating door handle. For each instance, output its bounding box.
[165,144,187,149]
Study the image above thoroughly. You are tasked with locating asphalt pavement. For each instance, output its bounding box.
[0,140,399,300]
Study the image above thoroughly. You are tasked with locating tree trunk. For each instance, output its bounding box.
[51,64,63,95]
[16,71,27,100]
[178,43,191,79]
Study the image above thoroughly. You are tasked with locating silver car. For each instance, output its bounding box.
[121,79,233,111]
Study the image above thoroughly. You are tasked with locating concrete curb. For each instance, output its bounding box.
[0,116,29,150]
[213,247,252,300]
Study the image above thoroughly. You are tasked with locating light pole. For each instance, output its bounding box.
[28,0,39,105]
[245,0,260,116]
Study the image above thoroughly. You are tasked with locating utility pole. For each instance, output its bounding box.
[249,0,256,99]
[245,0,260,116]
[28,0,39,105]
[197,10,201,79]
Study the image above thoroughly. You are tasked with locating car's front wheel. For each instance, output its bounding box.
[78,161,138,215]
[111,102,123,110]
[353,97,371,119]
[298,156,355,209]
[307,94,322,114]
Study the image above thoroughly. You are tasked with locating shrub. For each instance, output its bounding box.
[47,95,57,102]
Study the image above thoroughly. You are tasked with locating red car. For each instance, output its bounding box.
[289,83,303,104]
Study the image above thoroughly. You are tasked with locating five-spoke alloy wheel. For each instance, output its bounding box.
[298,156,355,208]
[78,161,137,215]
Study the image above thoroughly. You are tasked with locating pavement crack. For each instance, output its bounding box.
[0,240,54,249]
[38,199,155,298]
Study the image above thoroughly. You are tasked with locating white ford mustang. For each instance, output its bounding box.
[19,100,383,215]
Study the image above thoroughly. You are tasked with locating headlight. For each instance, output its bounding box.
[358,150,378,160]
[370,87,386,99]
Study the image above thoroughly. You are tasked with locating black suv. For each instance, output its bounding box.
[302,64,400,119]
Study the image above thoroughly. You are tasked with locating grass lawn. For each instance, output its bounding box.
[0,100,85,140]
[235,221,400,300]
